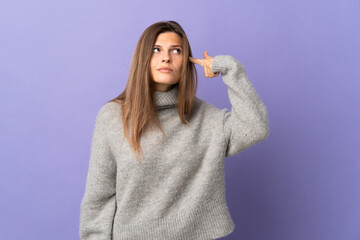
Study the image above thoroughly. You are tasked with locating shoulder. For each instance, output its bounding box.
[95,100,123,130]
[194,96,227,120]
[98,100,122,116]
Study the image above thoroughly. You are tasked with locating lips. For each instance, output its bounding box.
[158,67,173,72]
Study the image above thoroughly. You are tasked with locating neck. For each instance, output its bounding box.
[154,84,178,110]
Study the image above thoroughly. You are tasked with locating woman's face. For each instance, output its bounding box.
[150,32,183,92]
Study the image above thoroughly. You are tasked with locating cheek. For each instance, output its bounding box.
[177,57,183,69]
[150,60,157,72]
[176,62,183,73]
[150,55,157,66]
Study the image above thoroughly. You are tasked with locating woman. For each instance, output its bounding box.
[79,20,269,240]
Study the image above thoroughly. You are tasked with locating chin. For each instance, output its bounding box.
[154,78,176,84]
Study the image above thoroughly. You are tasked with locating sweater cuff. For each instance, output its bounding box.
[211,55,246,75]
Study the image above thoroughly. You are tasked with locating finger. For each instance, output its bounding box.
[189,56,204,66]
[204,50,211,59]
[189,57,204,66]
[205,65,210,77]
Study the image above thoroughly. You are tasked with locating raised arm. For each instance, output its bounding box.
[79,103,117,239]
[211,55,270,157]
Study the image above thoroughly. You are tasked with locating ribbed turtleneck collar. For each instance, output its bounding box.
[154,84,178,110]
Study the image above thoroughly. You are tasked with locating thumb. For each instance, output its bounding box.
[204,50,211,59]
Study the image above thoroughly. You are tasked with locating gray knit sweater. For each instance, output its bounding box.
[79,55,270,240]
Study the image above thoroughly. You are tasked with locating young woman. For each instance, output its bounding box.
[79,20,269,240]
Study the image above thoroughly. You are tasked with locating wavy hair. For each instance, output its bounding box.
[107,20,198,162]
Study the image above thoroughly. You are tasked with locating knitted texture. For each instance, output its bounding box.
[154,83,178,110]
[79,55,270,240]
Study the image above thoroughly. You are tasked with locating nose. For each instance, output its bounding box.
[162,52,171,63]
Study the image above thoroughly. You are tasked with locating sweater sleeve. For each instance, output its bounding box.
[211,55,270,157]
[79,104,117,240]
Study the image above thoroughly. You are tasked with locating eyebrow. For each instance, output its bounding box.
[154,44,183,48]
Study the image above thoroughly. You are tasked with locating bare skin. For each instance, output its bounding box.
[189,50,220,78]
[150,31,220,92]
[150,32,183,92]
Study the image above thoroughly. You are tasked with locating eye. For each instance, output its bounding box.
[173,48,181,54]
[153,47,160,53]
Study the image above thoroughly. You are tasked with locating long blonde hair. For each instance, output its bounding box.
[107,20,198,161]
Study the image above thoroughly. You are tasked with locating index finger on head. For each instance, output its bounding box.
[189,57,203,66]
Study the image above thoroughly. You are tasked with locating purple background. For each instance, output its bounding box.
[1,0,359,239]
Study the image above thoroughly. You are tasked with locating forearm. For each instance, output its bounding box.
[212,55,269,157]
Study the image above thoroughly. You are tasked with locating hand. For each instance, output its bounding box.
[189,50,220,78]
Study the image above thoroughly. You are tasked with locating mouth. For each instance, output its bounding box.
[158,68,173,73]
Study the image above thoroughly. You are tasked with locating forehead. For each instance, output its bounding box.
[155,32,182,45]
